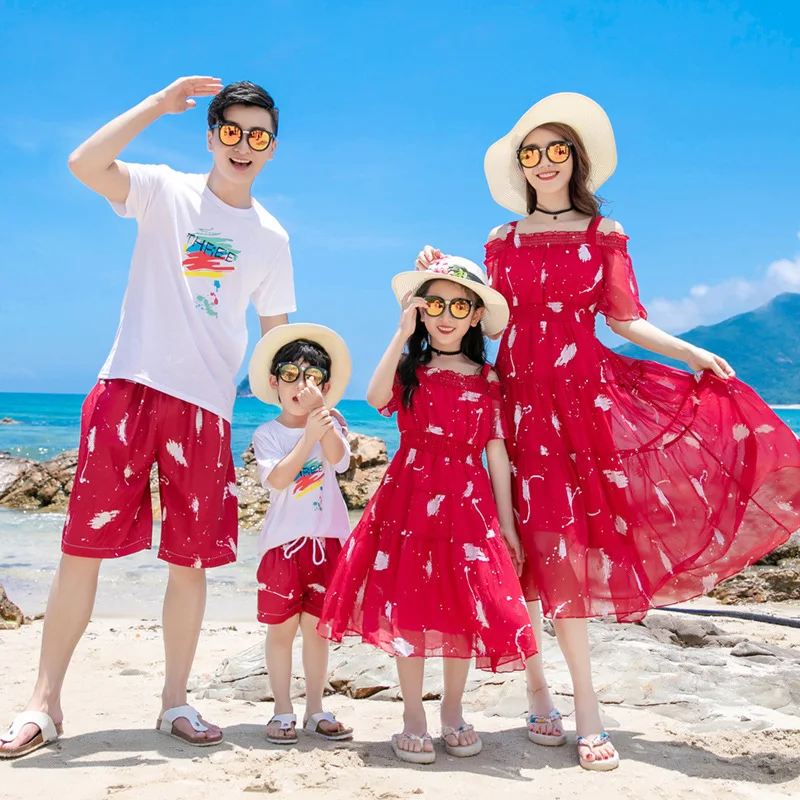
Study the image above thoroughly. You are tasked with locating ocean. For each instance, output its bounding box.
[1,392,799,620]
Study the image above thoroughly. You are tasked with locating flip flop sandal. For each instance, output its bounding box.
[265,713,298,745]
[441,723,483,757]
[156,704,223,747]
[303,711,353,741]
[391,732,436,764]
[0,711,63,759]
[577,732,620,771]
[527,709,567,746]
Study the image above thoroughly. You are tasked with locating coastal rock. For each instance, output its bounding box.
[710,563,800,604]
[0,583,24,630]
[641,614,724,647]
[0,452,33,495]
[757,532,800,566]
[0,417,21,425]
[0,449,78,511]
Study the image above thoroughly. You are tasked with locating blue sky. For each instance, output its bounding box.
[2,0,799,399]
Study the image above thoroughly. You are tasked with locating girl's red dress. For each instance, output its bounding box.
[485,217,800,622]
[318,363,537,672]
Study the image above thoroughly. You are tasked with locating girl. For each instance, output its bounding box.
[417,92,800,771]
[318,257,537,764]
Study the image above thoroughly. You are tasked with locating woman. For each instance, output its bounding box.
[416,92,800,771]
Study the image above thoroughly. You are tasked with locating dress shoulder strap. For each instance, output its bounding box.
[586,215,603,244]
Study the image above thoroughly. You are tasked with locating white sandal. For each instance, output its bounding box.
[0,711,63,759]
[156,704,223,747]
[265,713,297,745]
[391,732,436,764]
[441,723,483,757]
[577,732,620,771]
[527,709,567,746]
[303,711,353,741]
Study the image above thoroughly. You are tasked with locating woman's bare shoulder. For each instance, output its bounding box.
[597,217,625,235]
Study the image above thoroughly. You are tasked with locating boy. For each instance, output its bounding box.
[1,77,295,757]
[248,323,353,743]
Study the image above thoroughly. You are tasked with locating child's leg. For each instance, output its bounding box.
[298,612,349,735]
[265,614,300,739]
[441,658,479,748]
[525,600,563,738]
[394,657,432,753]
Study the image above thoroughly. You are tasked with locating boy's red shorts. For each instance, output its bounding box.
[257,537,343,624]
[62,379,239,568]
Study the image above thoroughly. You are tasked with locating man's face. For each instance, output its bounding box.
[207,103,277,186]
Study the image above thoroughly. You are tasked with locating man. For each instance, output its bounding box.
[1,77,295,756]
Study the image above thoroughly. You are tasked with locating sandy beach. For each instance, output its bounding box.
[2,603,799,800]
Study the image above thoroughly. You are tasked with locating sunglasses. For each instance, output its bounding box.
[211,121,275,152]
[516,140,572,169]
[423,295,475,320]
[275,362,328,386]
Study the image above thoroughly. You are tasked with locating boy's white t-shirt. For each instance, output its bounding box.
[253,418,352,557]
[101,163,296,421]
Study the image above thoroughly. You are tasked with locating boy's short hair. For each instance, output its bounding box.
[208,81,279,136]
[270,339,331,377]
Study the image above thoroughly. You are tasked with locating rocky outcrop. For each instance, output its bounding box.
[0,417,21,424]
[0,584,24,630]
[0,433,389,524]
[710,563,800,604]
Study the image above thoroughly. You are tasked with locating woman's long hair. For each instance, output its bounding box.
[524,122,603,218]
[398,280,487,408]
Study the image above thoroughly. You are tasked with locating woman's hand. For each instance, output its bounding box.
[399,291,427,338]
[500,524,525,576]
[685,346,735,380]
[415,245,443,270]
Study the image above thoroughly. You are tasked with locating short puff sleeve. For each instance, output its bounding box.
[487,373,508,441]
[596,237,648,324]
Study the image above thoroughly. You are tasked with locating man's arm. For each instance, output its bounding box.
[68,76,222,204]
[259,314,289,336]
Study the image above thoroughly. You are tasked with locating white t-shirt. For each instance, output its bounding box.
[101,163,296,421]
[253,418,352,556]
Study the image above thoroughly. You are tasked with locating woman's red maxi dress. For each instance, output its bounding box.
[485,217,800,622]
[318,363,538,672]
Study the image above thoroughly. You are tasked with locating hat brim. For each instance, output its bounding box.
[248,324,352,408]
[391,271,509,337]
[484,92,617,216]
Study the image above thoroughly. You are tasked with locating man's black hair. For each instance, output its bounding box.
[270,340,331,377]
[208,81,279,136]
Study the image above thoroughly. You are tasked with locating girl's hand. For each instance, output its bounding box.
[685,347,735,380]
[500,525,524,576]
[399,291,428,338]
[415,245,443,270]
[154,76,223,114]
[298,384,325,411]
[305,407,334,442]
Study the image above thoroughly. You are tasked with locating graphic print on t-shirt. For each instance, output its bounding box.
[293,458,324,510]
[182,229,240,318]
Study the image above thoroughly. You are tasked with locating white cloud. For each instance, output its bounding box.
[646,239,800,333]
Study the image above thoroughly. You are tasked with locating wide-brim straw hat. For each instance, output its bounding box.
[484,92,617,216]
[391,256,509,337]
[248,323,352,408]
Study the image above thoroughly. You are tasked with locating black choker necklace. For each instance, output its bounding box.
[535,204,575,220]
[429,346,461,356]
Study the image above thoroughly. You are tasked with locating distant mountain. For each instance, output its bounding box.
[237,376,254,397]
[614,292,800,404]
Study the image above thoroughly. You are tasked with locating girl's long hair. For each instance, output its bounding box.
[398,280,486,408]
[524,122,603,218]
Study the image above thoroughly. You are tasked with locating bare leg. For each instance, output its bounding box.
[1,554,101,752]
[440,658,479,748]
[552,618,616,762]
[525,600,563,739]
[265,614,300,740]
[394,657,432,754]
[161,564,220,741]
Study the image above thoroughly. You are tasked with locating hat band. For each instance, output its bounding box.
[425,267,487,287]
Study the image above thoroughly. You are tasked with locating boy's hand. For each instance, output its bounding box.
[154,77,223,115]
[500,524,525,576]
[297,384,325,412]
[305,407,334,442]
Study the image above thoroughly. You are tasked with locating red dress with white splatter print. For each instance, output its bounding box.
[485,217,800,622]
[318,363,538,672]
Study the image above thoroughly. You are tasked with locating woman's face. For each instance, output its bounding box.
[519,125,574,199]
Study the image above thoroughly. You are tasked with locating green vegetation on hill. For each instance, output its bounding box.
[614,292,800,404]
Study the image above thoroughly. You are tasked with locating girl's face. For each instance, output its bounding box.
[519,124,574,199]
[419,279,484,349]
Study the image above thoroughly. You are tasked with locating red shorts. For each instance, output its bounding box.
[62,380,238,568]
[257,537,343,624]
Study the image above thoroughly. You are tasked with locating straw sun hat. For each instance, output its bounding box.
[248,323,352,408]
[391,256,509,338]
[484,92,617,216]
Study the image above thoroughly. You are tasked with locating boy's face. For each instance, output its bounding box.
[207,103,277,187]
[270,359,331,418]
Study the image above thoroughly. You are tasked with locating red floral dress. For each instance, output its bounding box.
[318,363,538,672]
[485,217,800,622]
